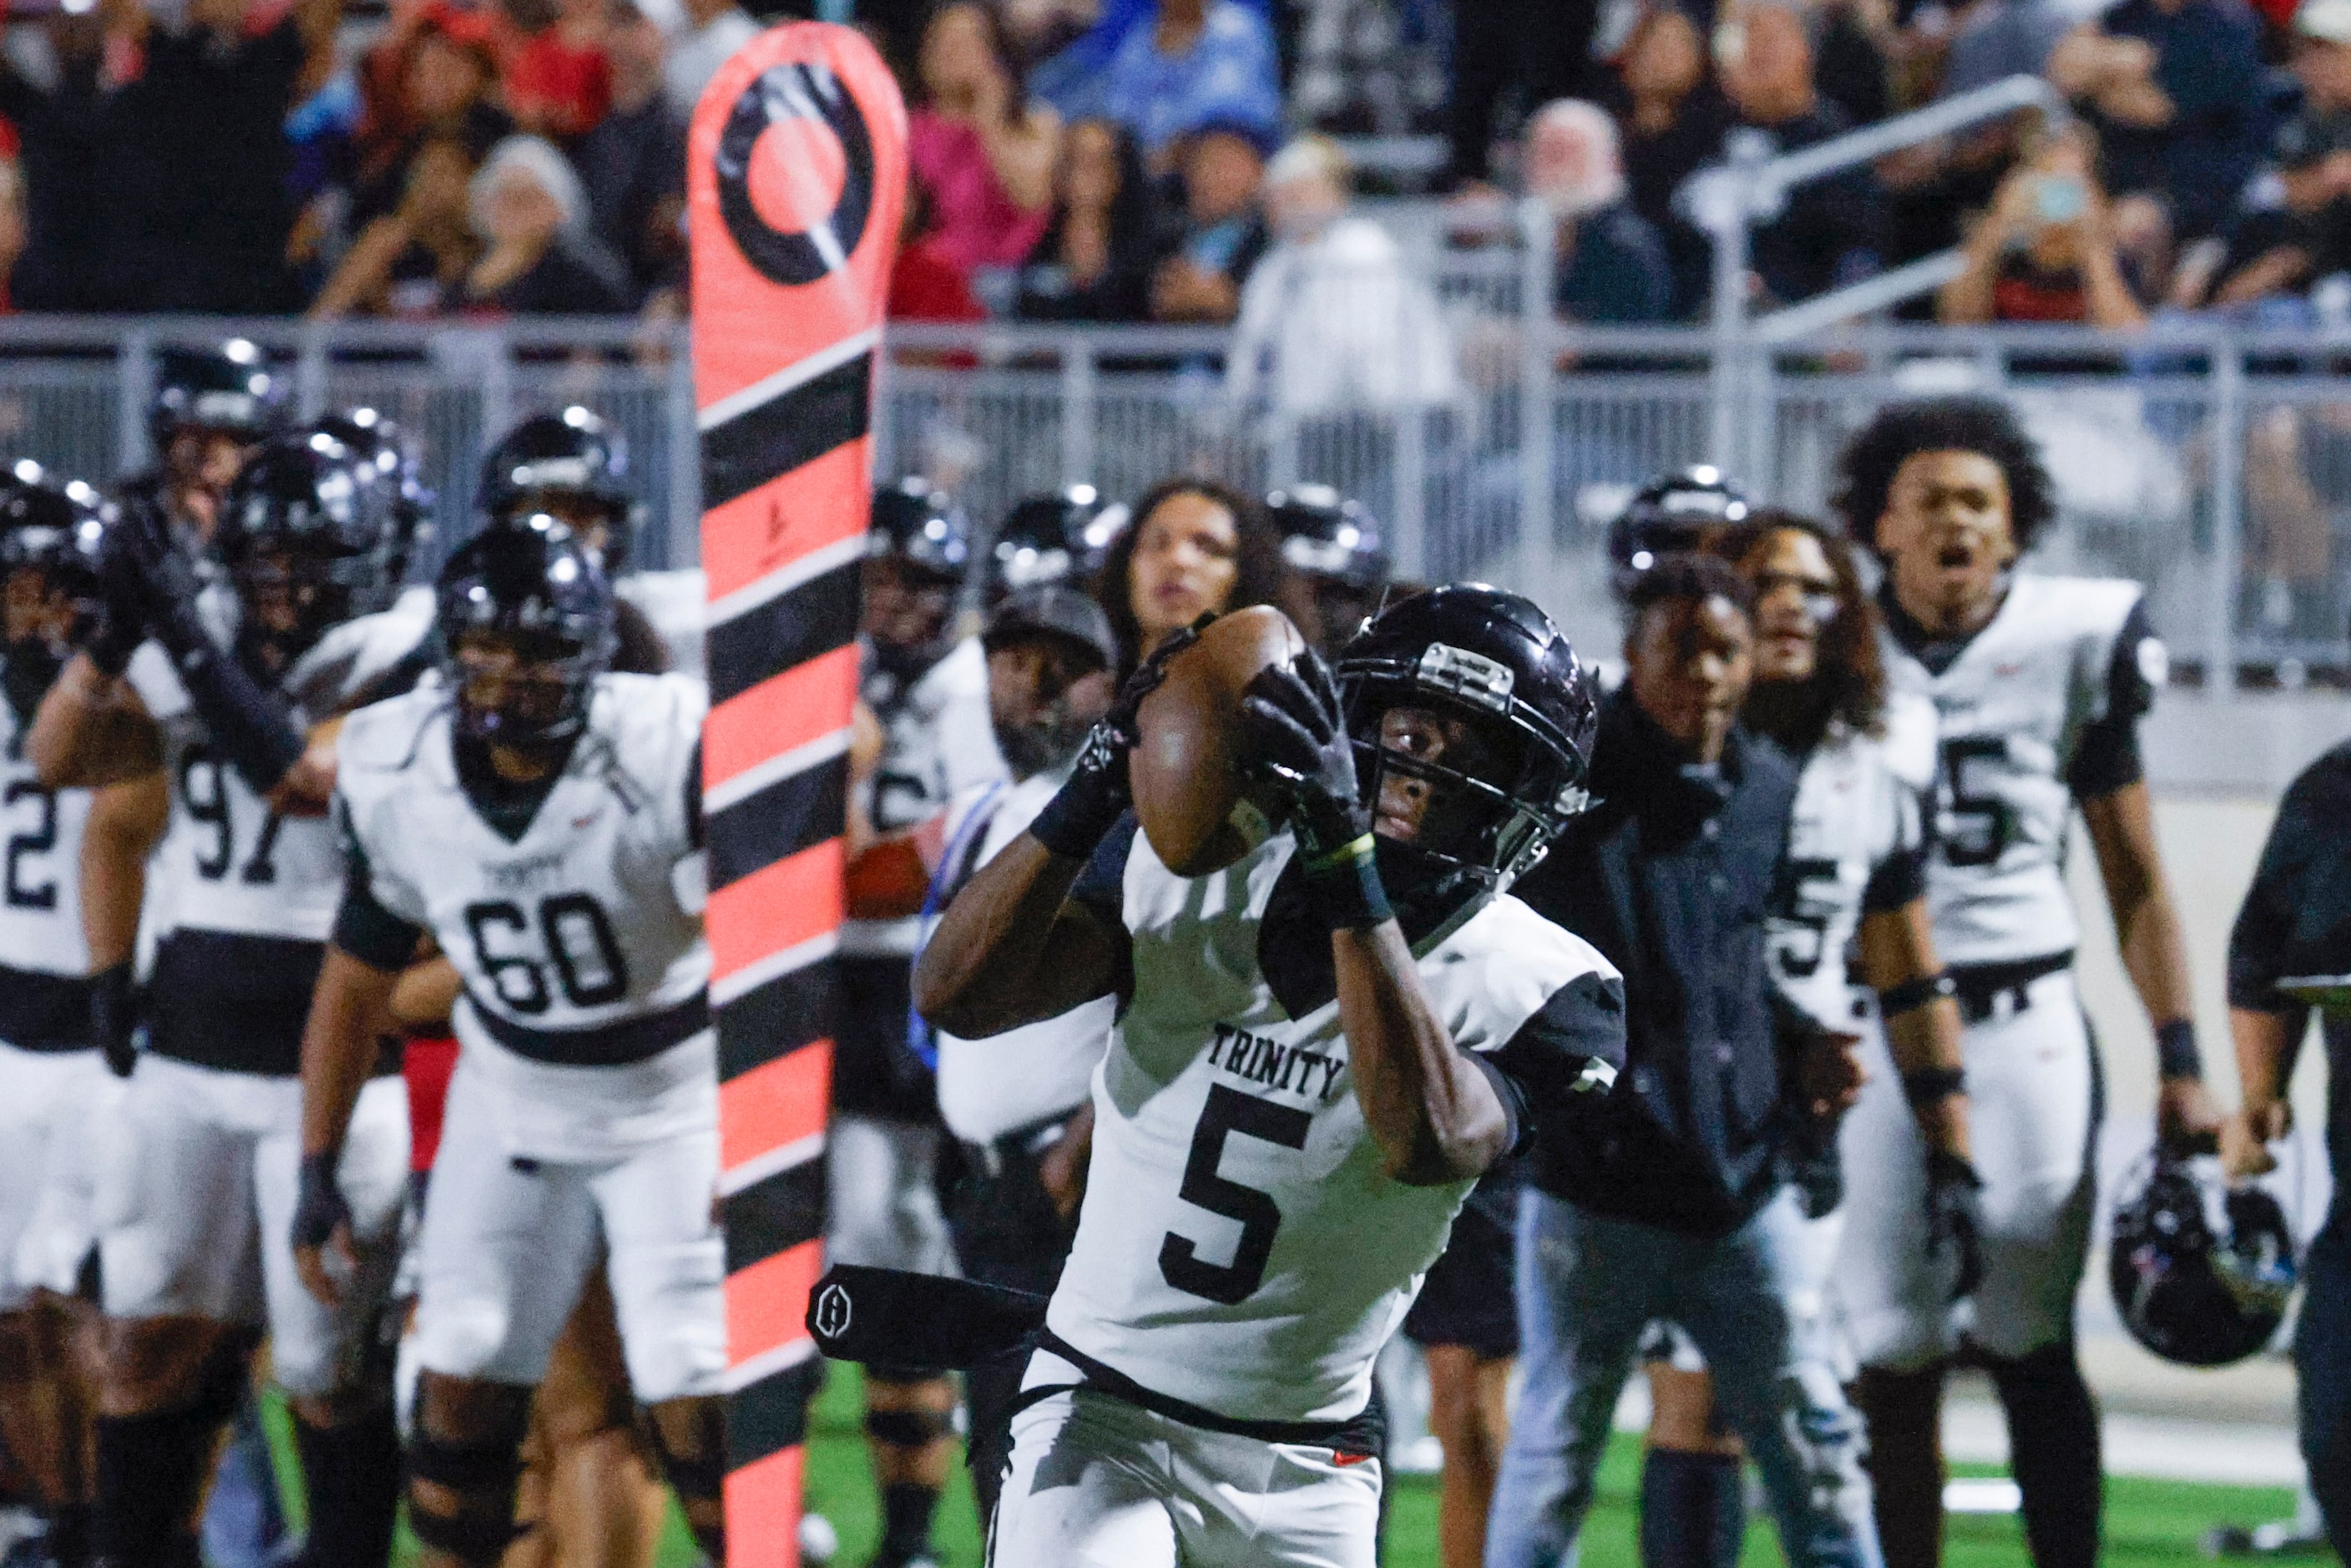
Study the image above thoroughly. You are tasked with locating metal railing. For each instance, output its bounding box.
[1,311,2348,685]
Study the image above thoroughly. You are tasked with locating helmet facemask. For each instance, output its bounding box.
[234,544,368,677]
[447,625,604,749]
[1342,650,1585,897]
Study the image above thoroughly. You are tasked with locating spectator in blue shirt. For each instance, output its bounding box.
[1095,0,1282,170]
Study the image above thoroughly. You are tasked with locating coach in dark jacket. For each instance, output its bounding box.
[2224,738,2351,1559]
[1489,554,1882,1568]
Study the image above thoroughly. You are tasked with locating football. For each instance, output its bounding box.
[1131,604,1309,876]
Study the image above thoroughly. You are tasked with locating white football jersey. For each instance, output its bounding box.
[1879,575,2155,968]
[1768,690,1935,1028]
[846,636,1008,958]
[336,672,712,1159]
[1047,831,1620,1424]
[930,771,1117,1146]
[0,705,95,1044]
[129,602,434,945]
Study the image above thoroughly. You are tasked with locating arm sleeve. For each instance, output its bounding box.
[1481,970,1628,1152]
[1862,843,1927,914]
[331,798,424,971]
[1065,813,1139,929]
[2069,599,2160,802]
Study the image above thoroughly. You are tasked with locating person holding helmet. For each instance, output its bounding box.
[294,517,724,1568]
[2220,722,2351,1556]
[1267,483,1394,656]
[475,407,679,675]
[0,468,163,1568]
[27,428,432,1568]
[983,486,1127,609]
[1830,397,2218,1568]
[918,585,1625,1567]
[840,476,1008,1568]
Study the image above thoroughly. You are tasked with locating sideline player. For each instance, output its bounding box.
[1830,397,2221,1568]
[917,586,1627,1565]
[921,584,1120,1526]
[839,478,1007,1568]
[0,471,161,1568]
[28,430,428,1568]
[1631,511,1984,1568]
[291,518,723,1568]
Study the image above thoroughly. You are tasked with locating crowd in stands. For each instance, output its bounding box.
[0,0,2342,330]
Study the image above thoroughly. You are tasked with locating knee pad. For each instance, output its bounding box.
[405,1432,525,1565]
[865,1406,953,1448]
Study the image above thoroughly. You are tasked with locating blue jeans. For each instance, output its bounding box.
[2298,1206,2351,1560]
[1486,1185,1883,1568]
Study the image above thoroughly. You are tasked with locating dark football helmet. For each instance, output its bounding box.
[987,486,1125,602]
[2108,1154,2298,1368]
[216,431,405,670]
[435,516,617,747]
[1609,467,1752,600]
[1270,483,1393,654]
[1268,483,1389,591]
[477,408,640,571]
[317,407,435,586]
[871,478,973,584]
[1336,584,1598,891]
[149,340,288,454]
[0,462,109,716]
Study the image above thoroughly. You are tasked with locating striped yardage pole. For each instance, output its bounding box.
[687,28,906,1567]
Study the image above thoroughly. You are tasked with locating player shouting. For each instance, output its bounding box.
[917,585,1627,1566]
[292,518,723,1568]
[1831,397,2220,1568]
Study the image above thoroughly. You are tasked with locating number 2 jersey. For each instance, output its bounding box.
[1769,691,1937,1028]
[1878,574,2162,969]
[0,703,94,1050]
[332,672,712,1161]
[128,604,434,1075]
[1044,826,1625,1424]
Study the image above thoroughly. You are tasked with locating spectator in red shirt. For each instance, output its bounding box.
[1939,124,2149,326]
[504,0,614,139]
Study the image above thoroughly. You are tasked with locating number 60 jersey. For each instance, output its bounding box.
[334,672,711,1157]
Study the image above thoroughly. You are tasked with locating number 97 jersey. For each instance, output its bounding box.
[334,673,712,1156]
[1879,575,2159,968]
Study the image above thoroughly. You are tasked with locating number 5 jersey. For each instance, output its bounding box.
[332,671,711,1159]
[1878,574,2161,968]
[1042,824,1625,1424]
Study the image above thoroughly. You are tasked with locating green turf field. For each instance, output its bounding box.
[359,1363,2310,1565]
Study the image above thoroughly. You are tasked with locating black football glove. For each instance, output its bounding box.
[1239,651,1368,858]
[90,962,138,1078]
[1028,615,1209,860]
[81,515,153,677]
[1241,651,1392,929]
[290,1151,352,1255]
[1924,1148,1987,1302]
